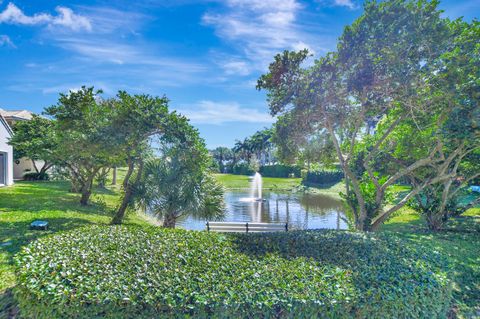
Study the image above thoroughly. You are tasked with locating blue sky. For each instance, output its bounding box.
[0,0,478,148]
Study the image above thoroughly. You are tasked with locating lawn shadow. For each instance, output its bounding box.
[0,287,17,319]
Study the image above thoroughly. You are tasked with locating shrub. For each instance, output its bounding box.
[15,226,451,318]
[303,169,343,185]
[23,172,49,181]
[231,162,255,175]
[259,164,301,178]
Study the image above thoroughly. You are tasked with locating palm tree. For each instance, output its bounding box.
[133,147,225,228]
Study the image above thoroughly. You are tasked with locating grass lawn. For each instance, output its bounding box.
[214,173,302,190]
[0,179,150,318]
[214,173,346,199]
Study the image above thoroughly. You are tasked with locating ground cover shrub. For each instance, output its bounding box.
[259,164,301,178]
[303,169,343,185]
[22,172,49,181]
[15,226,451,318]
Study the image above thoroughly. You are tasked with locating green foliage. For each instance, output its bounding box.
[231,162,255,175]
[257,0,474,231]
[15,226,451,318]
[108,91,204,224]
[44,87,118,205]
[303,169,343,185]
[22,172,49,181]
[132,137,225,228]
[259,164,300,178]
[209,146,233,173]
[8,115,57,173]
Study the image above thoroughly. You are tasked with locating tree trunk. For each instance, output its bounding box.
[162,212,177,228]
[31,159,39,173]
[80,189,91,206]
[79,171,97,206]
[39,162,53,175]
[324,120,367,231]
[426,212,444,231]
[112,166,117,185]
[111,158,143,225]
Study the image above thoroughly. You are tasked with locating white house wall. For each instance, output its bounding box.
[0,120,13,186]
[13,157,45,179]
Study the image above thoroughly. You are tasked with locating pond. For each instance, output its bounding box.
[175,190,349,231]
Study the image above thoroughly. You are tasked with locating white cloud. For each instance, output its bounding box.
[75,6,148,35]
[0,3,91,31]
[220,60,251,76]
[176,101,275,125]
[0,34,15,47]
[333,0,356,9]
[202,0,318,75]
[51,7,91,31]
[55,38,206,74]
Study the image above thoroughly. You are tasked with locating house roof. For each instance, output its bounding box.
[0,114,13,136]
[0,109,34,121]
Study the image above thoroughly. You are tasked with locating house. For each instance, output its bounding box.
[0,109,41,180]
[0,114,13,186]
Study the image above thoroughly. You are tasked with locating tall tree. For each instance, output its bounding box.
[8,115,57,175]
[109,92,206,224]
[211,146,233,172]
[249,128,274,165]
[405,19,480,229]
[258,0,460,231]
[44,87,116,206]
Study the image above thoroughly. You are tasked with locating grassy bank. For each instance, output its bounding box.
[214,173,302,189]
[214,173,346,199]
[0,180,149,318]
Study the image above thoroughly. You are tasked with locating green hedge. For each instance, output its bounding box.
[15,226,451,318]
[303,169,343,185]
[231,162,255,175]
[259,164,301,178]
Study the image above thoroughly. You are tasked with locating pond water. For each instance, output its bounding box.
[175,190,349,231]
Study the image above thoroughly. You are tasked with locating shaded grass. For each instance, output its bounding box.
[382,208,480,318]
[0,180,150,318]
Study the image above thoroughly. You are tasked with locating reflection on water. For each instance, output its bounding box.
[175,191,348,231]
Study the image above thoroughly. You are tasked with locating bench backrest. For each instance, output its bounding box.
[206,222,288,232]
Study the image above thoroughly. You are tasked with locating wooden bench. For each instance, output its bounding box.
[206,222,288,233]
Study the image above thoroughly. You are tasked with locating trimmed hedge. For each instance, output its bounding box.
[303,169,343,185]
[15,226,451,318]
[259,164,301,178]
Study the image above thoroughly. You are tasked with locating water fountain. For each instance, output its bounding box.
[250,172,263,201]
[239,172,264,202]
